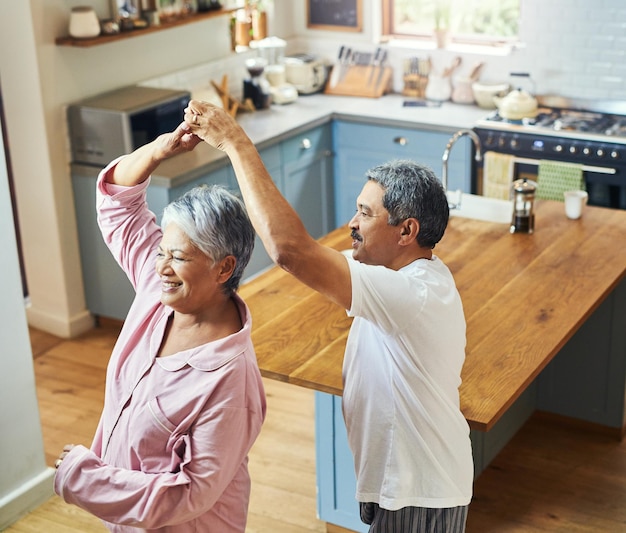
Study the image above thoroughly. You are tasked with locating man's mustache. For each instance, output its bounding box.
[351,230,362,242]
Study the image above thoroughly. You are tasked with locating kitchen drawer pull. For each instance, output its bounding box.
[300,138,312,150]
[393,136,408,146]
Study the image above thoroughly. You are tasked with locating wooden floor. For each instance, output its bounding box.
[6,322,626,532]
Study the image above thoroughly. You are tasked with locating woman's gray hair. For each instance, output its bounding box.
[366,159,449,249]
[161,184,255,294]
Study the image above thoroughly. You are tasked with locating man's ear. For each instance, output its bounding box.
[399,218,419,244]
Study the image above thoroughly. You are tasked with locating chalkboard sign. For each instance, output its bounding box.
[307,0,362,31]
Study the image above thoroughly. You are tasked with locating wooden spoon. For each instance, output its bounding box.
[469,61,485,82]
[442,56,462,78]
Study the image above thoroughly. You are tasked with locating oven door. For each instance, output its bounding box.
[511,162,625,209]
[473,128,626,210]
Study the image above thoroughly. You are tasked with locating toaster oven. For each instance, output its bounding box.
[67,85,191,166]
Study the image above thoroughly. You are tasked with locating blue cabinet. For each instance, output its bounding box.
[281,124,335,239]
[332,120,471,227]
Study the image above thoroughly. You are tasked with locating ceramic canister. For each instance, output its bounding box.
[69,6,101,38]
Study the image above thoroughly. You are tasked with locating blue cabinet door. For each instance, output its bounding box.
[282,125,334,239]
[333,121,471,227]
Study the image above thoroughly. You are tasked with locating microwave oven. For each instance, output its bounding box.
[67,85,191,166]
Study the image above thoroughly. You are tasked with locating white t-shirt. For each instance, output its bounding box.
[343,255,473,510]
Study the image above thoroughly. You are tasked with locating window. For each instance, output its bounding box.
[382,0,520,47]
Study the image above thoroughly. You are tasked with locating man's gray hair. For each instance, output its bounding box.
[366,159,449,249]
[161,184,255,294]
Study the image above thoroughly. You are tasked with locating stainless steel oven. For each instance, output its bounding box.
[473,97,626,209]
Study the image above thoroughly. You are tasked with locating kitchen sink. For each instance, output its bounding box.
[447,191,512,224]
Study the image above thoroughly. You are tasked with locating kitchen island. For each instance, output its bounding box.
[238,199,626,531]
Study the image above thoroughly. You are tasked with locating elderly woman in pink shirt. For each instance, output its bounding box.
[53,124,266,532]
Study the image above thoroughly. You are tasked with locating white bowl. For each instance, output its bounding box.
[472,82,510,109]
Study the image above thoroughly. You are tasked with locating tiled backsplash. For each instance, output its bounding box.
[519,0,626,100]
[141,51,257,100]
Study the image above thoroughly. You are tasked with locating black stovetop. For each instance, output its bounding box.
[478,108,626,138]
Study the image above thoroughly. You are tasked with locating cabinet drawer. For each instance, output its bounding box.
[281,124,332,165]
[334,121,428,155]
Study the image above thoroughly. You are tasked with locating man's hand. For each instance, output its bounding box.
[183,100,246,153]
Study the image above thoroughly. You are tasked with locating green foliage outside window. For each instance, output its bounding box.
[390,0,519,42]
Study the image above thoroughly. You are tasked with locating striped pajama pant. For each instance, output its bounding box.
[360,502,468,533]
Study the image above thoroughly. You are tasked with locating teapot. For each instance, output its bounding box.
[494,88,538,121]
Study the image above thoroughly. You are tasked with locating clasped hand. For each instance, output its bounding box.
[183,100,244,153]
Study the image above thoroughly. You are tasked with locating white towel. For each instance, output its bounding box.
[482,151,515,200]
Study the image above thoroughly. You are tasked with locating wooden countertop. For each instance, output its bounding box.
[238,201,626,431]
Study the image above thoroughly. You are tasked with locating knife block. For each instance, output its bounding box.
[325,65,393,98]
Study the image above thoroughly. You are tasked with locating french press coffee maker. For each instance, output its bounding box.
[510,178,537,234]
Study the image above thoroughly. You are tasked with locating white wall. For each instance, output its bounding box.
[2,0,626,339]
[0,86,54,530]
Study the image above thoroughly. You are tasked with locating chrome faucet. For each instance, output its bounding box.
[441,129,482,209]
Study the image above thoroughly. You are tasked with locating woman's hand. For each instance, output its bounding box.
[108,122,202,186]
[183,100,247,153]
[153,121,203,161]
[55,444,75,469]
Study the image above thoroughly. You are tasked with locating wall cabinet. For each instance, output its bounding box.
[71,123,333,321]
[332,120,471,227]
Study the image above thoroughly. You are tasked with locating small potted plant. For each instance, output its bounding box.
[434,1,451,48]
[251,0,270,41]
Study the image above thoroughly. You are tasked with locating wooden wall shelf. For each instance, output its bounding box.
[56,5,243,48]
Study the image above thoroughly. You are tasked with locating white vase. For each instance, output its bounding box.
[69,6,101,39]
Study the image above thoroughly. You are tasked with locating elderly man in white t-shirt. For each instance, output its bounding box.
[183,101,473,533]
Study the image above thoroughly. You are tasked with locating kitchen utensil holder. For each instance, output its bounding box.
[402,73,428,98]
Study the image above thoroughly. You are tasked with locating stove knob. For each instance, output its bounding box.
[498,136,506,148]
[582,147,591,156]
[510,138,519,149]
[569,145,578,155]
[597,148,605,157]
[610,150,620,159]
[554,144,563,153]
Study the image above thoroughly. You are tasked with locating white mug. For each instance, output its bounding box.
[563,190,588,219]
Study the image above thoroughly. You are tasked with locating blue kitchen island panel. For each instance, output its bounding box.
[315,392,368,533]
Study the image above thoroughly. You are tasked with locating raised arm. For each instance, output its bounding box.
[106,122,202,186]
[182,101,352,310]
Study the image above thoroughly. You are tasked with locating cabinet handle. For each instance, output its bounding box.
[393,136,408,146]
[300,138,312,150]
